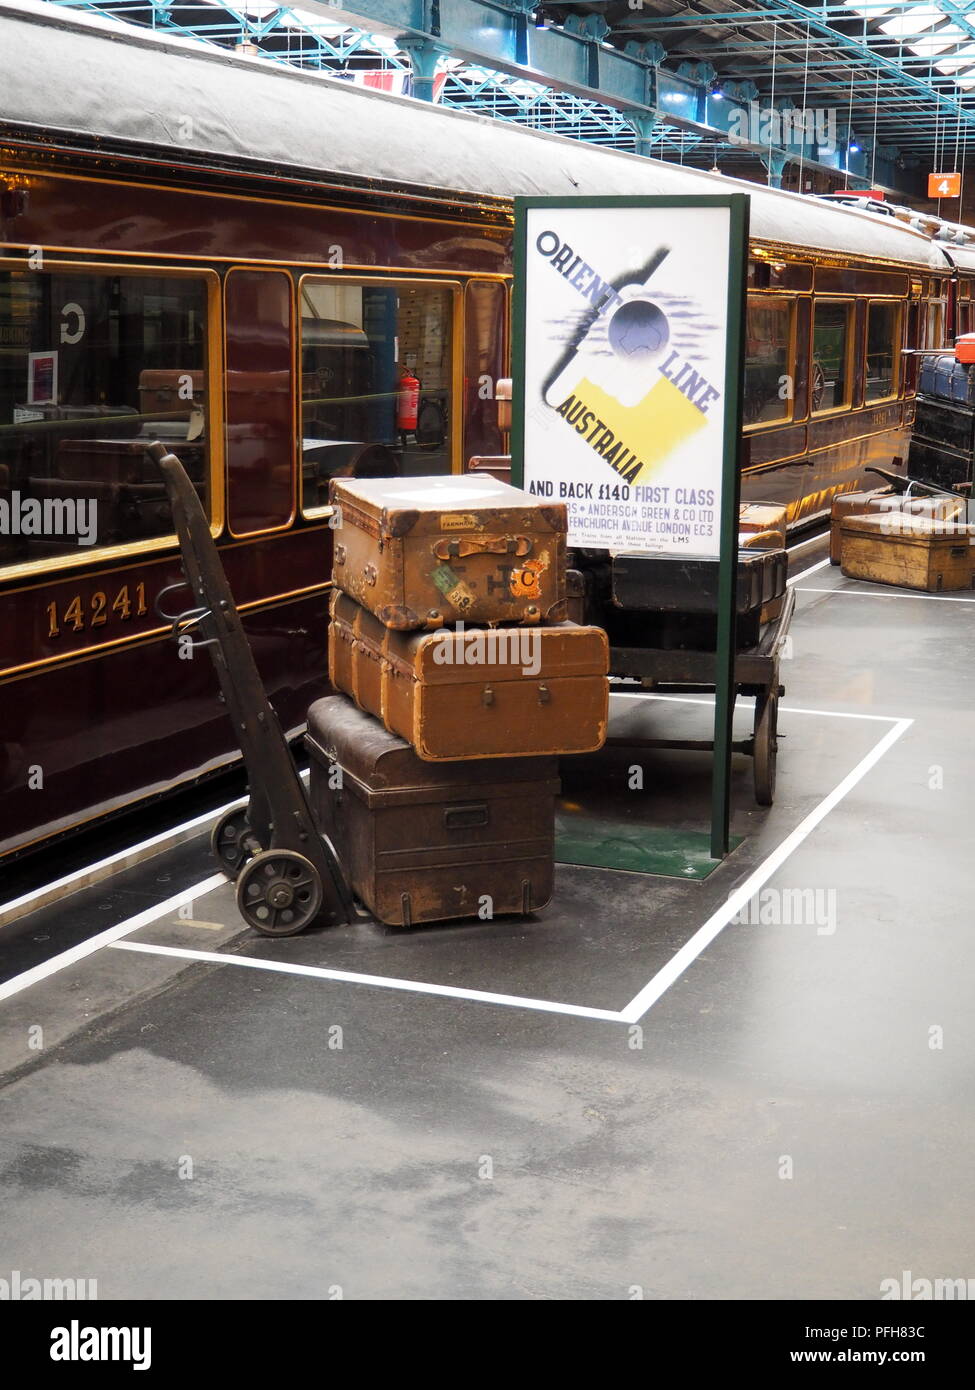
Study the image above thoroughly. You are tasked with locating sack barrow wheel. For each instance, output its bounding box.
[210,806,261,880]
[236,850,324,936]
[753,686,779,807]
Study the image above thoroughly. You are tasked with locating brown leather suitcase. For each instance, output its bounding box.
[565,568,586,624]
[306,694,558,926]
[328,589,608,760]
[739,502,787,549]
[329,475,567,629]
[466,455,513,485]
[611,547,787,614]
[840,513,975,592]
[138,368,206,418]
[830,488,964,563]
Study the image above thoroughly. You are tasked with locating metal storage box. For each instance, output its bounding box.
[306,695,559,926]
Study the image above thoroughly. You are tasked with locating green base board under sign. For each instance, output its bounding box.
[555,816,743,880]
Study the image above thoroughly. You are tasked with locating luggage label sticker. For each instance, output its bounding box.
[431,562,476,613]
[439,512,479,530]
[509,550,549,597]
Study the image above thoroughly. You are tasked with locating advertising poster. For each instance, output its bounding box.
[27,350,58,405]
[512,196,747,558]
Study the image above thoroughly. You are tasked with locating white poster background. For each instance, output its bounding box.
[521,203,733,557]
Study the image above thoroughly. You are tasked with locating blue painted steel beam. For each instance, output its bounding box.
[53,0,944,193]
[288,0,975,163]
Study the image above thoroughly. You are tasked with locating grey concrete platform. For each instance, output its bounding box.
[1,556,974,1300]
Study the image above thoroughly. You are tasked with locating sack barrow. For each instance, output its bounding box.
[147,441,355,936]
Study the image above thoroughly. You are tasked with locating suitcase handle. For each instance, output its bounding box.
[443,802,490,830]
[433,535,532,560]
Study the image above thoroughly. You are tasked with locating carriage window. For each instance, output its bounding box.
[811,301,852,412]
[299,278,454,512]
[743,295,792,425]
[926,299,947,350]
[0,268,208,567]
[865,302,901,402]
[464,280,508,461]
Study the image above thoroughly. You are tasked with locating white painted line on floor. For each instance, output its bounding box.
[0,707,913,1024]
[0,874,227,1003]
[787,531,828,554]
[0,769,311,932]
[612,691,906,723]
[97,708,912,1026]
[788,556,831,585]
[798,586,975,604]
[108,940,624,1022]
[773,704,907,723]
[618,716,913,1023]
[0,798,243,931]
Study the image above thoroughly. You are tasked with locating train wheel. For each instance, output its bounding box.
[753,688,779,807]
[236,850,323,936]
[211,807,259,880]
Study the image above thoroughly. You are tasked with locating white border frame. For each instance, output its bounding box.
[0,702,912,1026]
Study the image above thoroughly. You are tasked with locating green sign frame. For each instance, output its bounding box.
[510,193,750,860]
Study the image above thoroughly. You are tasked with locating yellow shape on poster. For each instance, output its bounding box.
[570,373,709,483]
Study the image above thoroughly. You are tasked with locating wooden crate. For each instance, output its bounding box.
[839,513,975,592]
[830,489,965,563]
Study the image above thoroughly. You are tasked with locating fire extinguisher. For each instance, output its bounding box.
[397,369,420,433]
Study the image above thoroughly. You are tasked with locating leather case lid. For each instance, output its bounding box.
[830,489,897,515]
[410,624,607,682]
[306,694,559,790]
[330,589,607,683]
[739,503,787,531]
[831,492,963,520]
[329,475,567,538]
[840,513,975,539]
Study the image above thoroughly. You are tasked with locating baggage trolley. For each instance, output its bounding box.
[604,585,795,806]
[147,441,355,936]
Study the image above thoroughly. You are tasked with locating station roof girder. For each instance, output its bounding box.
[51,0,975,195]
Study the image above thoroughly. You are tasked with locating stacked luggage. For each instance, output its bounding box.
[308,476,610,927]
[829,487,966,565]
[908,352,975,494]
[831,482,975,593]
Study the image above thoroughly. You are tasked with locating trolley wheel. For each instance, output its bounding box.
[236,850,323,936]
[753,687,779,807]
[210,807,260,880]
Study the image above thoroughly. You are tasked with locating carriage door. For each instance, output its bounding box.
[464,280,508,468]
[225,268,294,535]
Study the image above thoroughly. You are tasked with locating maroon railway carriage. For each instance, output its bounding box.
[0,3,964,863]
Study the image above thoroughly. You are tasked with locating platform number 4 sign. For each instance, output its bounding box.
[929,172,961,199]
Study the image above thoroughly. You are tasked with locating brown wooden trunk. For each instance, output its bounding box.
[840,514,975,591]
[329,475,567,629]
[830,489,965,563]
[306,695,558,926]
[328,590,608,760]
